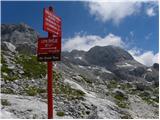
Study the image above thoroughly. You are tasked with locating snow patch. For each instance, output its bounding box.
[101,68,112,74]
[117,63,133,68]
[78,65,85,69]
[147,68,152,72]
[88,66,112,74]
[74,56,82,60]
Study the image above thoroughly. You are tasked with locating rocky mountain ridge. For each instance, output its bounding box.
[1,23,159,119]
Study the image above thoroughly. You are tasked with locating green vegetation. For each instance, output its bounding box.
[55,82,85,100]
[53,71,62,81]
[1,64,12,74]
[3,74,19,81]
[119,82,133,91]
[1,88,14,94]
[1,99,11,106]
[114,94,126,101]
[128,84,159,105]
[121,112,132,119]
[1,55,18,81]
[25,86,46,96]
[107,80,118,89]
[116,100,129,108]
[53,72,85,99]
[56,111,65,116]
[114,94,129,108]
[16,54,47,79]
[79,75,92,84]
[1,54,6,64]
[138,91,158,105]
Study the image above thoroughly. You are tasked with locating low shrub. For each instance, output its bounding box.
[56,111,65,116]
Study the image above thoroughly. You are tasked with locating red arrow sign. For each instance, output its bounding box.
[43,8,61,36]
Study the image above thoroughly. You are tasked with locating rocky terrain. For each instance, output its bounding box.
[1,23,159,119]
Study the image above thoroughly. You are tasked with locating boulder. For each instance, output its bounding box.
[113,89,126,98]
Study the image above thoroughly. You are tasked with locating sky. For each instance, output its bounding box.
[1,0,159,66]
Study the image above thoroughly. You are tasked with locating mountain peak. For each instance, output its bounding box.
[85,45,134,67]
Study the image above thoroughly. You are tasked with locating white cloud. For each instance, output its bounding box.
[129,49,159,66]
[146,7,156,16]
[63,33,124,51]
[145,1,158,17]
[86,1,141,24]
[86,1,158,24]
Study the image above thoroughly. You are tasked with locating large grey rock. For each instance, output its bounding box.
[113,88,126,98]
[1,42,16,53]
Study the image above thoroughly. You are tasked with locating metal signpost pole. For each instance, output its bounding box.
[48,33,53,119]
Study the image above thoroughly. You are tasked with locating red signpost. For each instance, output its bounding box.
[37,6,61,119]
[43,8,61,36]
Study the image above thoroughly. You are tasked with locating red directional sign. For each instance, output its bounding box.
[43,8,61,36]
[37,37,61,54]
[37,37,61,61]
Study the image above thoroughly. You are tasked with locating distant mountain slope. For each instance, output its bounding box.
[1,23,38,54]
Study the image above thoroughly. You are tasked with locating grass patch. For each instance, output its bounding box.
[1,54,6,64]
[121,112,132,119]
[116,101,129,108]
[1,99,11,106]
[2,74,19,81]
[16,54,47,79]
[55,83,85,100]
[113,92,129,109]
[107,80,118,89]
[114,94,126,101]
[138,91,159,105]
[1,64,12,74]
[56,111,65,116]
[120,82,133,90]
[25,86,46,96]
[1,88,14,94]
[79,75,92,84]
[53,71,62,81]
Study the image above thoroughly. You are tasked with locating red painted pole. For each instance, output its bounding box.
[48,31,53,119]
[47,61,53,119]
